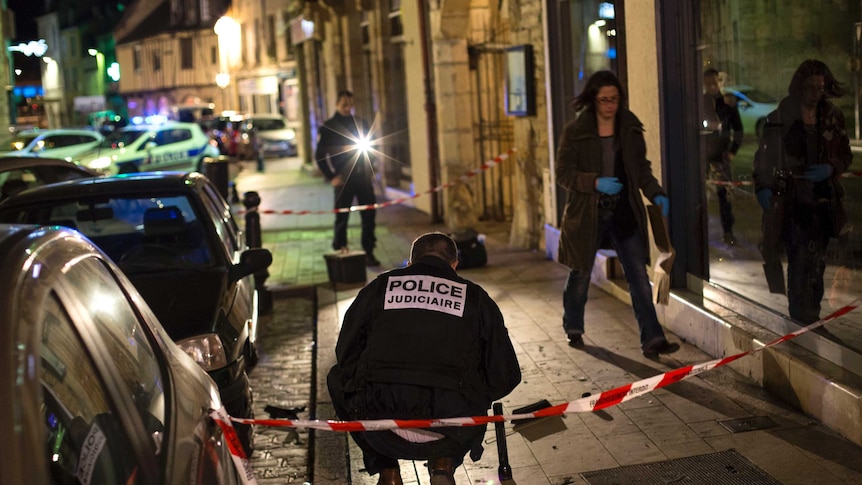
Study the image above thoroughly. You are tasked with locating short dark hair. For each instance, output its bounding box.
[572,70,626,112]
[337,90,354,102]
[787,59,846,98]
[703,68,720,78]
[410,232,458,264]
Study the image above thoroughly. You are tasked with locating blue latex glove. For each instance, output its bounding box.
[756,189,772,210]
[804,164,833,182]
[596,177,623,195]
[653,195,670,217]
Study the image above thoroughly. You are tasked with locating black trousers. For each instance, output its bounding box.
[327,365,484,476]
[332,181,376,253]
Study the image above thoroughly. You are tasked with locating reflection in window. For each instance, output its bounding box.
[40,292,137,484]
[698,1,860,349]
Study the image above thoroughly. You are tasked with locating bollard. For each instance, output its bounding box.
[243,191,271,314]
[203,155,231,200]
[494,402,513,482]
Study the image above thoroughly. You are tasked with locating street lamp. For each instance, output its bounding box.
[88,48,105,95]
[215,16,241,111]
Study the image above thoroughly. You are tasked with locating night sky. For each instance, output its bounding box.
[7,0,40,41]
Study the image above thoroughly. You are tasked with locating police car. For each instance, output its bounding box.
[77,121,219,175]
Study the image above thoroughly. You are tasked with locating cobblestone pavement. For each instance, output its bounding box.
[247,291,316,484]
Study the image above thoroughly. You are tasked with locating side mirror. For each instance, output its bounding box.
[228,248,272,283]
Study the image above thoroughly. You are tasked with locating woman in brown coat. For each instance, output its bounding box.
[556,70,678,357]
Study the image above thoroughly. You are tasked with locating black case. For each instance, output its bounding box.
[450,229,487,269]
[324,251,367,288]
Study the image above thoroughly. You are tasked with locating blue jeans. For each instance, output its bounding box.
[562,215,667,348]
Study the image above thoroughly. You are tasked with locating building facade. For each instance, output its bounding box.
[289,0,862,446]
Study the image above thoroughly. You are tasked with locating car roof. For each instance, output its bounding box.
[0,171,202,206]
[0,156,100,175]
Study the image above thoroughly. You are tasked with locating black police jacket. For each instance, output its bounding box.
[333,256,520,410]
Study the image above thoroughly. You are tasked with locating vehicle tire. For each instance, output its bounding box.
[234,375,255,457]
[756,118,766,139]
[118,163,138,174]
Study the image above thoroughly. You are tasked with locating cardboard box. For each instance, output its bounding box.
[323,251,367,289]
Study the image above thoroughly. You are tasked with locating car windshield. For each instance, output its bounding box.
[252,118,286,131]
[0,194,214,271]
[99,130,147,149]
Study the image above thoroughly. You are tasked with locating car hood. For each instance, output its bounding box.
[124,267,236,342]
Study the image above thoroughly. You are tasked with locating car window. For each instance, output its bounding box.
[154,128,192,146]
[0,169,37,200]
[200,183,239,253]
[100,130,146,149]
[39,291,141,484]
[252,118,286,131]
[0,194,214,269]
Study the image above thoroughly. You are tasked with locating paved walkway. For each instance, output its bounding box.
[236,158,862,484]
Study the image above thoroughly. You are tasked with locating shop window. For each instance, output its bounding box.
[696,0,861,338]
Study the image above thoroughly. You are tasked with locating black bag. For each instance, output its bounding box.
[450,229,487,269]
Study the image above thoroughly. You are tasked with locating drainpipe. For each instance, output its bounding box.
[418,0,442,223]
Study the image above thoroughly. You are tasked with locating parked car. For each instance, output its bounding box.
[721,85,779,138]
[0,171,272,455]
[76,121,220,175]
[0,224,244,484]
[238,114,298,159]
[0,156,99,201]
[5,128,103,160]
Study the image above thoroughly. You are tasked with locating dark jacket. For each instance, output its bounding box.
[555,108,666,272]
[332,256,520,418]
[753,96,851,236]
[315,112,374,184]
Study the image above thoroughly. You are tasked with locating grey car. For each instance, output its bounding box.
[0,172,271,455]
[0,224,245,484]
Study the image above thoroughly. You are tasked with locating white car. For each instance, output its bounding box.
[77,121,220,175]
[5,129,103,160]
[721,85,779,138]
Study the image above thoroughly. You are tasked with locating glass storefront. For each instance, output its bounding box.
[697,1,861,349]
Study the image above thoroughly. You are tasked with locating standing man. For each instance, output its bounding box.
[703,68,744,245]
[327,232,521,485]
[315,90,380,266]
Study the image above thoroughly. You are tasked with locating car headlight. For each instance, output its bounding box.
[177,333,228,371]
[88,156,113,170]
[285,128,296,141]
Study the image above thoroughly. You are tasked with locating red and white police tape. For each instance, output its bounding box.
[708,170,862,187]
[211,298,860,482]
[222,296,860,432]
[244,148,517,216]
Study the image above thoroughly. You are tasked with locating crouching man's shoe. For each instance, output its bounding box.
[377,467,403,485]
[428,457,456,485]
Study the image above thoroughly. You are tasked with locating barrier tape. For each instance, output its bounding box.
[210,407,258,484]
[222,297,860,433]
[243,149,516,216]
[707,171,862,187]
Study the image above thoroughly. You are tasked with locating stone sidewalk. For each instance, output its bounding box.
[235,159,862,485]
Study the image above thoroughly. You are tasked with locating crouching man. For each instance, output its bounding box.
[327,232,521,485]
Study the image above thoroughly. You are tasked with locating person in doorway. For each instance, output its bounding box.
[753,59,851,324]
[556,70,679,357]
[703,68,744,245]
[327,232,521,485]
[315,90,381,266]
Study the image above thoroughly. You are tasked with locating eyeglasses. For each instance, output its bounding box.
[597,96,620,105]
[803,83,825,95]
